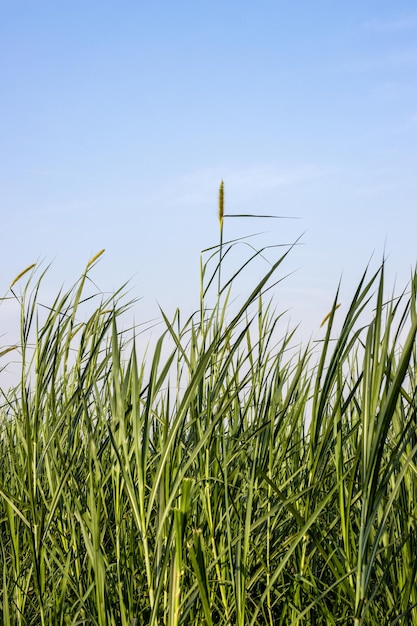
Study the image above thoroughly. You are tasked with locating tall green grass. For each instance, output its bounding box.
[1,186,417,624]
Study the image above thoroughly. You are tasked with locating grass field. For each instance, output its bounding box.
[1,186,417,625]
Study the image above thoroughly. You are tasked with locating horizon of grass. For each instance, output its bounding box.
[1,184,417,625]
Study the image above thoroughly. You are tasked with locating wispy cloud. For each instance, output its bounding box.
[24,169,67,176]
[354,182,397,197]
[365,12,417,32]
[336,47,417,77]
[166,164,329,208]
[39,201,94,217]
[225,165,327,191]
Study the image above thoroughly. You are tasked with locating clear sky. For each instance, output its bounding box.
[1,1,417,368]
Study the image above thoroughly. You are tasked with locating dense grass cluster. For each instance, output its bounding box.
[1,200,417,624]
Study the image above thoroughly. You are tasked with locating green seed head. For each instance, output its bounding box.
[9,263,36,289]
[218,180,224,228]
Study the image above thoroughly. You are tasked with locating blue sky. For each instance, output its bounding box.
[1,1,417,368]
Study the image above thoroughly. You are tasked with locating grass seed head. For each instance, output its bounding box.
[9,263,36,290]
[87,249,105,269]
[218,180,224,229]
[320,302,341,327]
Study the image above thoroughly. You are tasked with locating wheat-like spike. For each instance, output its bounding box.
[320,303,341,327]
[87,249,105,269]
[218,180,224,229]
[9,264,36,289]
